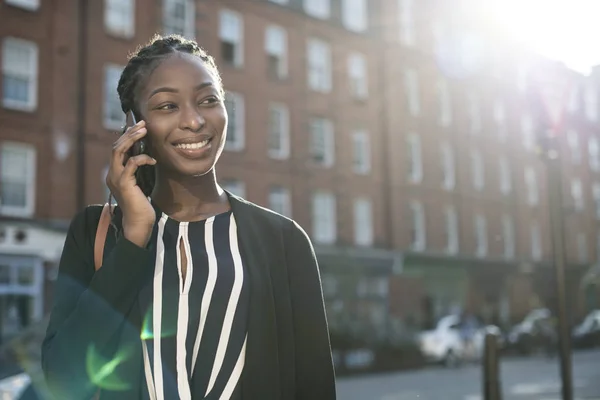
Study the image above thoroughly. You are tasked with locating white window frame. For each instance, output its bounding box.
[531,222,542,261]
[352,130,370,175]
[524,167,539,206]
[342,0,368,32]
[312,192,337,244]
[221,179,246,198]
[347,52,368,99]
[268,102,290,160]
[577,233,588,263]
[269,185,291,217]
[568,85,580,114]
[502,215,515,259]
[354,198,373,246]
[593,183,600,220]
[441,142,455,190]
[304,0,331,19]
[0,142,36,218]
[499,156,512,195]
[584,86,598,122]
[471,149,484,191]
[467,91,482,135]
[404,68,420,116]
[475,214,487,258]
[310,118,335,167]
[521,114,534,151]
[572,179,584,211]
[567,129,582,165]
[5,0,39,11]
[219,9,244,67]
[307,38,332,93]
[163,0,195,39]
[445,206,458,254]
[104,0,135,38]
[103,64,125,130]
[437,79,452,127]
[398,0,415,46]
[2,37,38,112]
[410,200,425,251]
[494,99,507,142]
[589,137,600,172]
[407,134,422,183]
[224,91,245,151]
[265,25,288,79]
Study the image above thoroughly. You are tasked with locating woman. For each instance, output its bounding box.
[41,34,336,400]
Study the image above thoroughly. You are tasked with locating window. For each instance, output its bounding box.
[499,157,512,195]
[494,99,507,141]
[407,134,422,183]
[567,129,581,164]
[2,38,38,112]
[5,0,39,11]
[593,183,600,219]
[269,0,288,4]
[572,179,584,211]
[584,86,598,122]
[437,79,452,127]
[163,0,194,38]
[441,142,455,190]
[310,118,335,167]
[312,192,336,244]
[502,215,515,259]
[220,10,243,67]
[597,232,600,263]
[352,130,370,174]
[589,137,600,172]
[0,143,36,217]
[409,201,425,251]
[471,149,484,191]
[467,91,481,135]
[568,86,580,114]
[304,0,330,19]
[268,103,290,159]
[307,39,332,92]
[577,233,588,263]
[347,52,368,99]
[404,68,420,116]
[354,198,373,246]
[265,25,287,79]
[221,179,245,198]
[269,186,291,216]
[531,222,542,261]
[342,0,368,32]
[398,0,415,46]
[524,167,539,206]
[104,0,135,38]
[474,214,487,257]
[521,114,535,151]
[103,64,124,130]
[445,206,458,254]
[224,91,245,151]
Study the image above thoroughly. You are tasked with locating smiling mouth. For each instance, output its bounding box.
[174,139,211,150]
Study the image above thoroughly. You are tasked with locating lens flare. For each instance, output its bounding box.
[86,344,132,391]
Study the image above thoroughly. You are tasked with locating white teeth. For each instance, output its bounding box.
[176,140,209,150]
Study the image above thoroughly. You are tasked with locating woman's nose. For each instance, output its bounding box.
[179,107,206,132]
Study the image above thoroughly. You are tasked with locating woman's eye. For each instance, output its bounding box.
[200,97,219,105]
[158,103,176,110]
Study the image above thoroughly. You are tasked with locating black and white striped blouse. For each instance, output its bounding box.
[141,210,249,400]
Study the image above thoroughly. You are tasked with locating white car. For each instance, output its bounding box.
[0,372,31,399]
[417,315,495,367]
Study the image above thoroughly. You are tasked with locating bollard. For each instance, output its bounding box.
[483,330,502,400]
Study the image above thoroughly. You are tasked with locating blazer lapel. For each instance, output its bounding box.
[228,193,282,399]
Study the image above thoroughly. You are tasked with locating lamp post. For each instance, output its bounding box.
[530,62,574,400]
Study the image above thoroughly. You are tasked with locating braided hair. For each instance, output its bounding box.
[109,34,223,206]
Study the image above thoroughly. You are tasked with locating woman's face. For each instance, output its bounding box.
[137,53,227,178]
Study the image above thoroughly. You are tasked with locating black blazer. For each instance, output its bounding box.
[41,193,336,399]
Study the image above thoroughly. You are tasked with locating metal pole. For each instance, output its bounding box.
[483,330,502,400]
[545,137,574,400]
[76,0,88,210]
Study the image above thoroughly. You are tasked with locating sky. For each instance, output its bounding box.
[489,0,600,74]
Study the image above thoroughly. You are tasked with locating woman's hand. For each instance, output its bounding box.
[106,120,157,248]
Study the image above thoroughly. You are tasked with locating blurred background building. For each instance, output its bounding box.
[0,0,599,349]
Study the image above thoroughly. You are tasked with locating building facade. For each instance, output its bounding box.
[0,0,599,344]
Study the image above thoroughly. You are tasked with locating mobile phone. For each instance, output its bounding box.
[125,110,146,157]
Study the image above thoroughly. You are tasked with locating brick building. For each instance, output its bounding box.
[0,0,598,343]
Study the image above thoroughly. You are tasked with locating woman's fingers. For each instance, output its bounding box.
[121,154,157,182]
[111,121,147,169]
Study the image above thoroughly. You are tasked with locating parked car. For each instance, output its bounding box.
[507,308,556,355]
[572,309,600,349]
[417,315,501,367]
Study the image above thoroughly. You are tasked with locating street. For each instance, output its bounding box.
[336,349,600,400]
